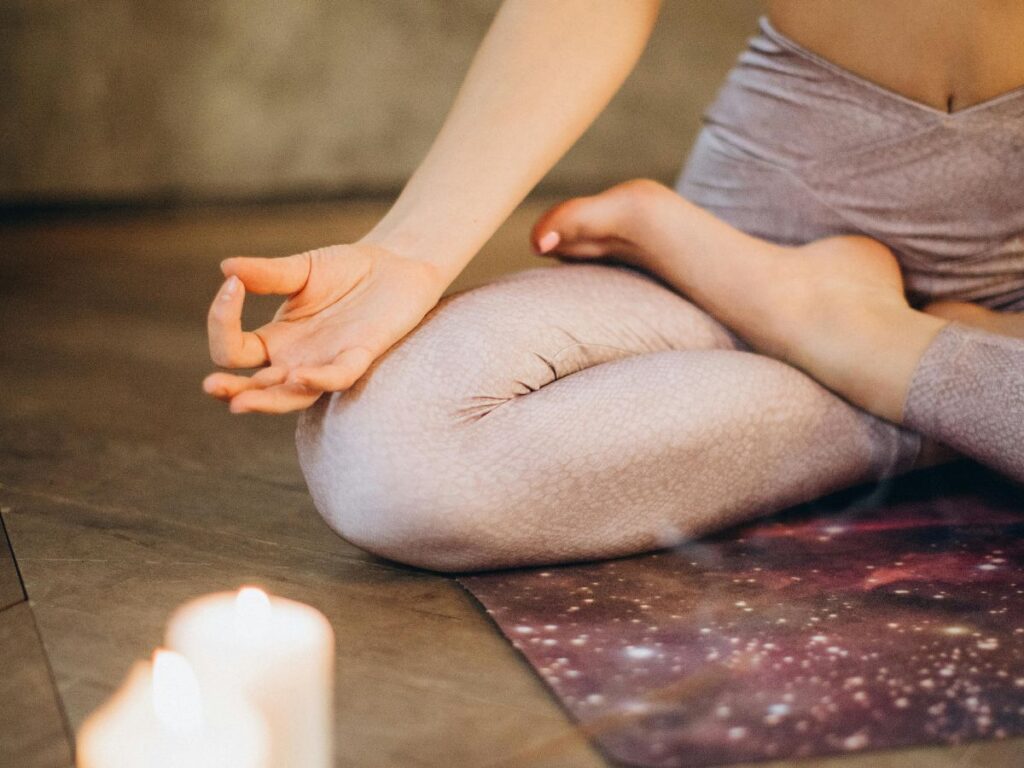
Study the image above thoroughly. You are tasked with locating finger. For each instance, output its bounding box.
[221,252,311,295]
[207,276,269,368]
[229,383,322,414]
[287,347,375,392]
[203,366,289,401]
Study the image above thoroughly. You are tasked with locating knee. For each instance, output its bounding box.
[291,284,538,572]
[295,396,505,573]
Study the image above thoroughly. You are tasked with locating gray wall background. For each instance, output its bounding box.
[0,1,762,204]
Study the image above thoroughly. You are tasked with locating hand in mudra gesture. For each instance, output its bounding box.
[204,243,444,414]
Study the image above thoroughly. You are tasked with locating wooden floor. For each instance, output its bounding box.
[0,198,608,767]
[0,200,1018,767]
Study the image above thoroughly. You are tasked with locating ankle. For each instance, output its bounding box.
[747,255,823,359]
[793,298,948,423]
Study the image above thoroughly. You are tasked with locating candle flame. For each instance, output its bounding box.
[234,586,272,639]
[151,649,203,737]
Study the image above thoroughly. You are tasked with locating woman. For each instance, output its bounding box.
[203,1,1024,571]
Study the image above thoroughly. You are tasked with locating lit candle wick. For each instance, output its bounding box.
[152,649,203,737]
[234,586,272,640]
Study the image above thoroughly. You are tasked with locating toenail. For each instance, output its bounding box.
[538,231,560,254]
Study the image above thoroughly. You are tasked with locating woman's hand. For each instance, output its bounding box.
[203,243,445,414]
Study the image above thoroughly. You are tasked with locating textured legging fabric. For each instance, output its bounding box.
[296,265,924,571]
[903,323,1024,484]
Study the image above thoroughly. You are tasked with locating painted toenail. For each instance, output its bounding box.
[538,231,560,254]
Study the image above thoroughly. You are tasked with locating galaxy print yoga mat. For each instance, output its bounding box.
[459,463,1024,767]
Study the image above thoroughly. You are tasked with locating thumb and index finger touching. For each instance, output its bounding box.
[204,251,380,411]
[206,252,313,369]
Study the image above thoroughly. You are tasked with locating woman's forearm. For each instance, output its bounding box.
[361,0,663,285]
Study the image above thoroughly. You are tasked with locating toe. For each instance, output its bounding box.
[531,178,673,256]
[530,195,623,256]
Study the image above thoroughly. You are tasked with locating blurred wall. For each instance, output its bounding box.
[0,1,762,204]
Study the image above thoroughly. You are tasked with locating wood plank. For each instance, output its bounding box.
[0,513,25,611]
[0,601,73,768]
[0,486,605,767]
[0,200,604,767]
[7,202,1021,767]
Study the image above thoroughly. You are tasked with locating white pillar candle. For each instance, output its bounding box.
[166,588,334,768]
[77,650,269,768]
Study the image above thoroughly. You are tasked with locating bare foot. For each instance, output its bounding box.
[531,178,673,267]
[533,179,804,357]
[533,179,949,424]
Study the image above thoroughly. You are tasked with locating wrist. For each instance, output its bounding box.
[360,219,477,290]
[358,230,456,290]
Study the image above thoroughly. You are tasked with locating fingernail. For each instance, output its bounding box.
[221,275,239,299]
[537,231,560,254]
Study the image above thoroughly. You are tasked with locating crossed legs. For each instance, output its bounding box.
[532,180,1024,483]
[296,263,920,572]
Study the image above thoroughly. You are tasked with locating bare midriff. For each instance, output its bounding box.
[765,0,1024,113]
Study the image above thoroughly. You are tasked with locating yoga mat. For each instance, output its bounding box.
[459,463,1024,767]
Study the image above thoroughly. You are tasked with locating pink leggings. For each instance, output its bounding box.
[294,264,1023,572]
[903,323,1024,484]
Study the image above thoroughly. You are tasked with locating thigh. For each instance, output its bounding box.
[296,263,921,570]
[453,347,919,565]
[431,262,742,408]
[343,262,743,423]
